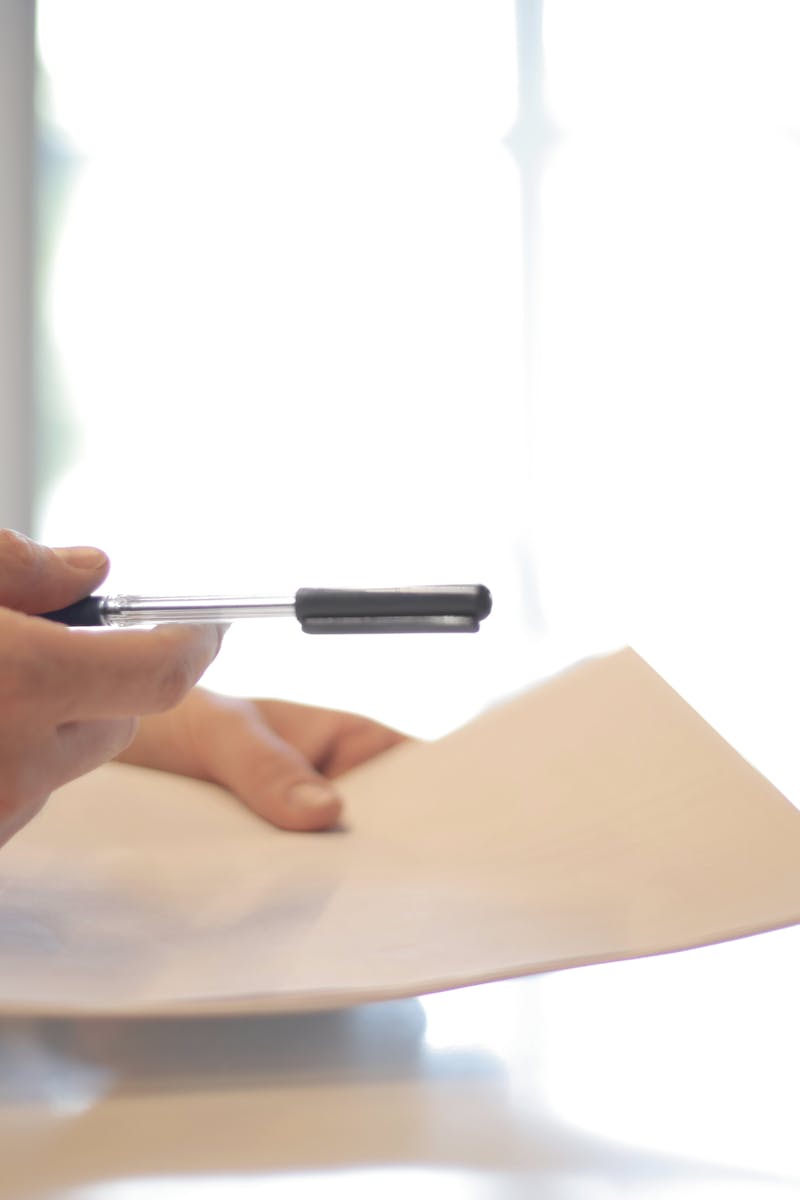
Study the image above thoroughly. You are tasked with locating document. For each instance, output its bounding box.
[1,648,798,1015]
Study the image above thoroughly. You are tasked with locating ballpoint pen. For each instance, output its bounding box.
[41,585,492,634]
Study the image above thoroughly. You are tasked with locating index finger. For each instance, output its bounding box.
[41,620,226,720]
[247,697,408,775]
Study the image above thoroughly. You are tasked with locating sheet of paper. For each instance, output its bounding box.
[1,648,798,1015]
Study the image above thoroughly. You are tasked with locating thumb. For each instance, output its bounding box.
[0,528,110,614]
[206,701,344,832]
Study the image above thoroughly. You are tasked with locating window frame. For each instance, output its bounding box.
[0,0,36,535]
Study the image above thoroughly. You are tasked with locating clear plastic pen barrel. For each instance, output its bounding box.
[101,595,297,626]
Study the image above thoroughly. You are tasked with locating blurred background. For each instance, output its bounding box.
[1,1,798,792]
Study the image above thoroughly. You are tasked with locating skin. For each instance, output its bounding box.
[120,689,406,832]
[0,529,405,848]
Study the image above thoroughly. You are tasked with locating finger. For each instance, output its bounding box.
[311,718,407,777]
[53,715,139,787]
[0,528,109,613]
[201,701,344,832]
[41,620,226,720]
[0,717,138,846]
[247,698,408,776]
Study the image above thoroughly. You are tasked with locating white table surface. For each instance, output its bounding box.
[2,922,799,1200]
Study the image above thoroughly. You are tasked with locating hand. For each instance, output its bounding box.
[0,529,225,847]
[118,687,408,831]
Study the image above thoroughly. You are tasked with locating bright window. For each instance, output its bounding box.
[35,3,800,794]
[35,1,530,737]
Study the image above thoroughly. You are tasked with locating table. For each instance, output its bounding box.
[2,923,799,1199]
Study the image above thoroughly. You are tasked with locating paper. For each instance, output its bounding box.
[1,648,799,1015]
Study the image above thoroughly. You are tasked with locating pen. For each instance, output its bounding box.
[41,585,492,634]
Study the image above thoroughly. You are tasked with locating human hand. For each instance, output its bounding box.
[0,529,225,846]
[118,687,408,831]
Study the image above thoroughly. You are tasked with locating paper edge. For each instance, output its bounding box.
[4,912,799,1020]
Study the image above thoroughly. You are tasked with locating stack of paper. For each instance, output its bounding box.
[1,648,798,1015]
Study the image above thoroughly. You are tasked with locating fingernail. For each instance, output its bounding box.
[287,782,341,811]
[54,546,108,569]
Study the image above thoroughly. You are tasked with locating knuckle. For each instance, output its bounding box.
[110,716,138,756]
[0,527,33,557]
[75,716,140,765]
[55,717,139,776]
[154,656,195,711]
[0,528,37,573]
[152,628,217,711]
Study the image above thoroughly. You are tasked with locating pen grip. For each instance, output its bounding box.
[39,596,105,626]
